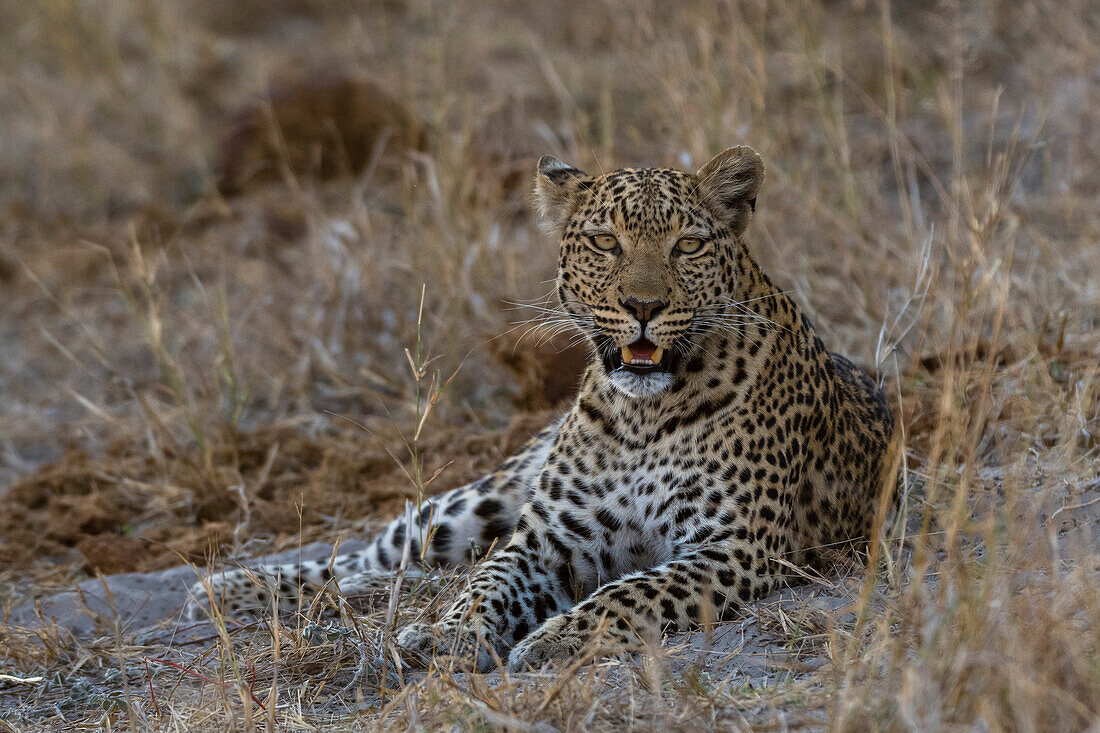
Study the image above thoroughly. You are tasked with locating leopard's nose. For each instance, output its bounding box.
[620,297,668,324]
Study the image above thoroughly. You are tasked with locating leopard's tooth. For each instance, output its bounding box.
[621,346,634,363]
[650,346,664,363]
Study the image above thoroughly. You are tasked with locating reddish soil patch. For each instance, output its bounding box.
[489,329,589,411]
[0,412,554,578]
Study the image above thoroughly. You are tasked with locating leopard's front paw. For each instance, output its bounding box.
[397,620,500,671]
[394,621,439,657]
[507,614,585,671]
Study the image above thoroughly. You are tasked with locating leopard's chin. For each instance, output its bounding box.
[607,370,674,398]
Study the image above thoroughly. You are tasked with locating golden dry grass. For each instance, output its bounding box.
[0,0,1098,729]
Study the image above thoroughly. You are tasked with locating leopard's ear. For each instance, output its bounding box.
[534,156,591,230]
[696,146,765,235]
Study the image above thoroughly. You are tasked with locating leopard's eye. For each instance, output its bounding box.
[675,237,705,256]
[589,234,621,253]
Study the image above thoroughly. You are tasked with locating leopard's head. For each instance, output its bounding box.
[534,147,765,398]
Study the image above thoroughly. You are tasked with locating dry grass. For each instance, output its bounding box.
[1,0,1098,729]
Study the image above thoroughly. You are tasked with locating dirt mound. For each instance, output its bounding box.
[218,76,428,195]
[0,413,553,578]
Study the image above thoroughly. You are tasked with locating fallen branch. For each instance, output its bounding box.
[145,657,266,710]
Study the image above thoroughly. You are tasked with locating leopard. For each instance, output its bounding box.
[186,146,898,672]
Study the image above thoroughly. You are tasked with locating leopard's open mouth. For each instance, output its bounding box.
[599,336,678,375]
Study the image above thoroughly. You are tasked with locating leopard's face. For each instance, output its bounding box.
[535,148,765,397]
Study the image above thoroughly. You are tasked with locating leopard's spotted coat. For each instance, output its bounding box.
[187,147,897,671]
